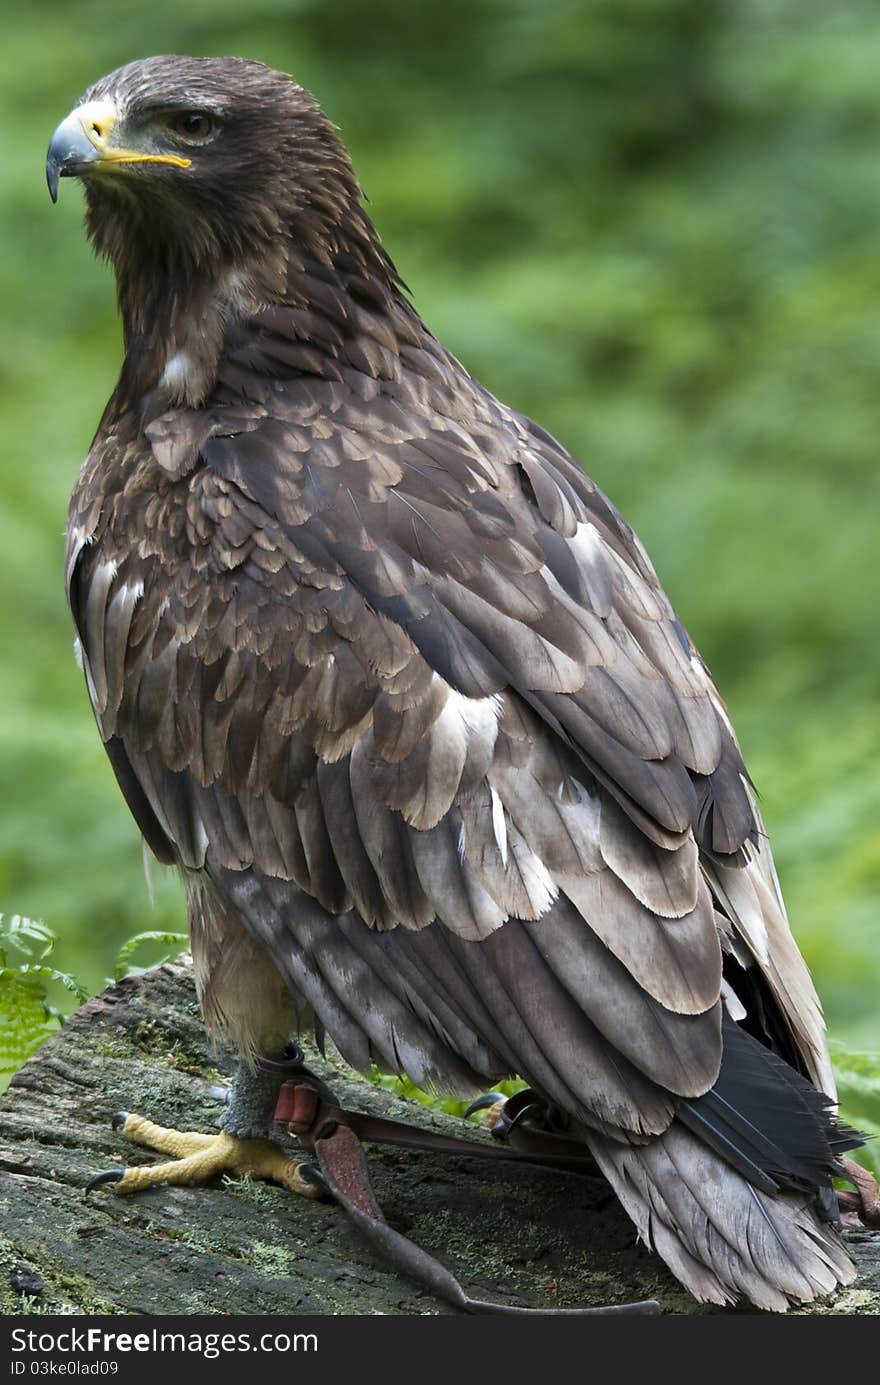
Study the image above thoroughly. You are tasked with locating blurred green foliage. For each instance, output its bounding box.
[0,0,877,1057]
[0,917,183,1082]
[0,915,86,1080]
[831,1046,880,1178]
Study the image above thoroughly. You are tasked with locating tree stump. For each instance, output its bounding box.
[1,958,877,1316]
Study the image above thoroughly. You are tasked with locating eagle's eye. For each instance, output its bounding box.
[165,110,216,144]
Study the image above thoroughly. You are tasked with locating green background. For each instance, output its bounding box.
[0,0,877,1053]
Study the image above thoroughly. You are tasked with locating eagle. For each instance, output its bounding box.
[47,55,864,1311]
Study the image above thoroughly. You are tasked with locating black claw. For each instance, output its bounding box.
[505,1101,541,1134]
[85,1169,125,1195]
[463,1093,505,1120]
[111,1111,129,1131]
[298,1163,332,1197]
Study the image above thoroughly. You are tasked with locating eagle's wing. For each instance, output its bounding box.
[66,313,833,1128]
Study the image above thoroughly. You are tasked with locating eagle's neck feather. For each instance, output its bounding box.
[96,192,411,419]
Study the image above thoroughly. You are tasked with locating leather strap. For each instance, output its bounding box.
[274,1074,660,1316]
[274,1082,598,1169]
[838,1156,880,1228]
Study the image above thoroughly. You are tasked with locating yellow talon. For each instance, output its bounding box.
[95,1114,321,1199]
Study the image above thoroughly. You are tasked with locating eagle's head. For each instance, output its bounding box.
[46,55,366,278]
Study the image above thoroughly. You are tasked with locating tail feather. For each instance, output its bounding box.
[679,1017,862,1196]
[585,1123,856,1310]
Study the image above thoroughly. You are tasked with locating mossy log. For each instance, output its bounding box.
[1,957,877,1316]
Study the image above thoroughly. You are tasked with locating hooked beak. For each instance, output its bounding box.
[46,99,191,203]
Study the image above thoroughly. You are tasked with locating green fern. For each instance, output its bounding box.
[111,930,188,982]
[831,1048,880,1180]
[0,918,187,1085]
[0,914,86,1078]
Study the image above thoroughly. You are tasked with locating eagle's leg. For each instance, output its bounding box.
[85,881,331,1199]
[85,891,337,1199]
[87,1056,322,1200]
[219,1059,288,1138]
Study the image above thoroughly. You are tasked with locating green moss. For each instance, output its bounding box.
[246,1241,297,1277]
[90,1036,135,1061]
[49,1271,118,1315]
[127,1023,211,1078]
[221,1174,285,1207]
[151,1224,229,1258]
[0,1249,119,1318]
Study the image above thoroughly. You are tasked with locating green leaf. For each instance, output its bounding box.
[0,967,58,1077]
[0,913,56,965]
[17,963,87,1002]
[0,914,88,1081]
[832,1047,880,1180]
[112,930,188,981]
